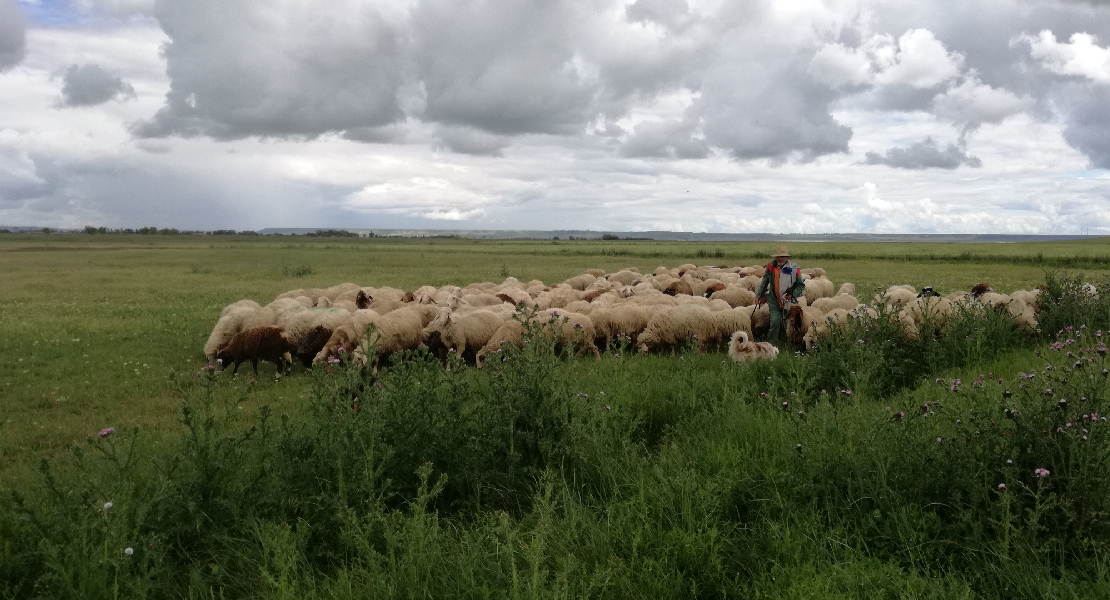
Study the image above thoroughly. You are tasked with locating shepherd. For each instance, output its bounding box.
[755,245,806,348]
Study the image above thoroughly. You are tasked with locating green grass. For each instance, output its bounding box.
[3,233,1110,597]
[1,234,1106,479]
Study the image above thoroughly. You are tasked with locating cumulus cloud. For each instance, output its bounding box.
[433,125,510,157]
[1019,30,1110,82]
[810,29,964,90]
[59,63,135,106]
[0,0,26,71]
[863,137,982,169]
[1058,82,1110,168]
[620,118,708,159]
[133,0,407,140]
[931,75,1030,127]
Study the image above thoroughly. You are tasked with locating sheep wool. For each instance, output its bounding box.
[216,326,295,375]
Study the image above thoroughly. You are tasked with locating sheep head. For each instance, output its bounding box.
[970,283,993,298]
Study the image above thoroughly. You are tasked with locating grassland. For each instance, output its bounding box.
[2,233,1110,597]
[1,234,1107,476]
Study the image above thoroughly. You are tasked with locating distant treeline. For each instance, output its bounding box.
[533,246,1110,268]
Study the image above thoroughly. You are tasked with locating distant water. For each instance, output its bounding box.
[259,228,1103,243]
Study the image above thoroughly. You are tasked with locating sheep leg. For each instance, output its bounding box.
[252,358,259,375]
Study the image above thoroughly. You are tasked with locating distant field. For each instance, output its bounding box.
[1,233,1108,482]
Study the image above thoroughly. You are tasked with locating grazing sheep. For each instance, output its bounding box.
[532,288,582,309]
[277,306,354,348]
[876,286,917,309]
[537,309,601,358]
[706,307,754,351]
[461,293,506,308]
[220,299,261,318]
[563,300,594,314]
[1010,289,1041,312]
[590,304,656,349]
[710,286,757,308]
[728,330,779,363]
[802,308,851,350]
[475,320,527,367]
[695,278,727,297]
[707,298,733,312]
[750,303,771,340]
[422,307,507,363]
[811,294,859,313]
[204,304,278,362]
[607,270,641,286]
[784,304,824,349]
[215,326,295,375]
[564,273,597,291]
[970,283,994,298]
[663,279,694,296]
[637,304,716,353]
[802,277,835,305]
[1014,306,1039,331]
[738,275,762,293]
[903,296,954,335]
[324,304,440,368]
[294,325,334,368]
[836,282,856,297]
[496,287,532,305]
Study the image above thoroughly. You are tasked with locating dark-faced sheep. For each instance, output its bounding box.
[216,326,295,375]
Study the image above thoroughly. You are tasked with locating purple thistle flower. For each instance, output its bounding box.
[1035,468,1050,478]
[99,427,114,438]
[998,483,1007,490]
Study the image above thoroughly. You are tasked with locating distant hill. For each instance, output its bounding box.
[258,228,1105,243]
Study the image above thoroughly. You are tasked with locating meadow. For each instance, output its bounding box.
[2,233,1110,598]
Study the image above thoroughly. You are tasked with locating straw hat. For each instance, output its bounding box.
[771,245,791,258]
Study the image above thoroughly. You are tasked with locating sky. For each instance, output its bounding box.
[1,0,1110,233]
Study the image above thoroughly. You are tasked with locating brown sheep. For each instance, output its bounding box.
[663,279,694,296]
[294,325,334,368]
[216,326,295,375]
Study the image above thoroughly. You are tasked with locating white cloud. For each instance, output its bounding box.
[1019,30,1110,83]
[931,75,1029,125]
[873,29,964,88]
[812,29,965,90]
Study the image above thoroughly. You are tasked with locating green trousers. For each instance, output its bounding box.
[767,300,788,346]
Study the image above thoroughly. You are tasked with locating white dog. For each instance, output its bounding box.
[727,330,779,363]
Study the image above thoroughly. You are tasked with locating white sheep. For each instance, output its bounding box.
[709,286,757,308]
[637,304,716,353]
[811,294,859,313]
[422,307,508,362]
[204,304,278,362]
[803,277,835,305]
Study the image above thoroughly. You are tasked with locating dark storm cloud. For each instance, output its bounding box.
[59,63,136,106]
[132,0,857,162]
[133,0,407,140]
[411,0,600,136]
[863,137,982,169]
[0,0,26,71]
[695,56,852,162]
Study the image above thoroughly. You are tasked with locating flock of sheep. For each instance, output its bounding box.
[202,263,1045,374]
